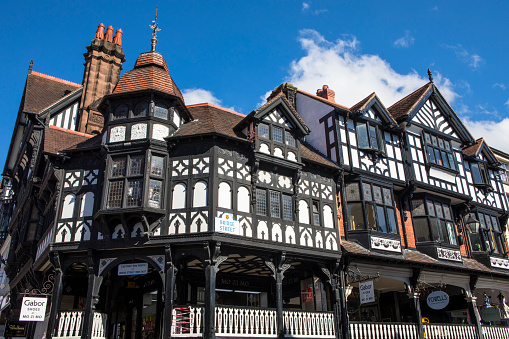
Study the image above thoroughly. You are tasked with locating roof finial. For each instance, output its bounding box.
[28,60,33,75]
[428,68,434,83]
[149,7,161,52]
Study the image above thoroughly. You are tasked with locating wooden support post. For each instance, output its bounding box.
[162,245,177,339]
[265,252,291,339]
[46,252,63,339]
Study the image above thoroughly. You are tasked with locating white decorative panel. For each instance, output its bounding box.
[325,233,338,251]
[112,224,126,239]
[172,183,187,209]
[491,257,509,270]
[285,226,296,244]
[437,247,462,262]
[131,222,144,237]
[61,194,75,219]
[193,181,208,207]
[272,223,282,242]
[55,223,71,243]
[152,124,169,141]
[258,171,271,184]
[257,221,269,240]
[237,187,250,213]
[110,126,126,142]
[278,175,292,189]
[323,205,334,228]
[315,231,324,248]
[287,152,297,162]
[259,143,270,154]
[190,211,208,233]
[218,182,232,209]
[79,192,94,217]
[298,200,310,224]
[193,157,210,174]
[131,123,147,140]
[173,112,181,126]
[370,236,401,253]
[274,148,284,158]
[75,221,90,241]
[168,213,186,234]
[172,159,189,176]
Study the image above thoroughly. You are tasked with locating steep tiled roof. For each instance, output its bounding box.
[388,82,432,121]
[113,52,184,103]
[462,138,483,157]
[24,72,82,114]
[350,92,376,112]
[44,126,94,155]
[174,103,338,168]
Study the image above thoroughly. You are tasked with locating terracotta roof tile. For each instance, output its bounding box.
[44,126,93,155]
[462,138,483,157]
[388,83,432,121]
[113,52,184,103]
[301,143,339,169]
[350,92,376,112]
[24,72,82,114]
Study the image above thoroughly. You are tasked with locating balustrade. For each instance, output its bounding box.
[423,324,477,339]
[482,325,509,339]
[349,322,419,339]
[53,310,107,339]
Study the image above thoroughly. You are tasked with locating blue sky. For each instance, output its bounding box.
[1,1,509,167]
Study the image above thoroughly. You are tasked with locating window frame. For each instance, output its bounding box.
[473,211,507,256]
[256,118,299,159]
[255,188,293,222]
[422,131,457,172]
[410,195,458,246]
[107,154,146,209]
[147,153,166,209]
[355,121,386,156]
[469,161,493,191]
[346,181,398,235]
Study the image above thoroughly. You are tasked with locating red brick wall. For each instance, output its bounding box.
[394,194,416,248]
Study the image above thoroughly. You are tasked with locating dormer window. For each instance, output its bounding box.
[423,132,456,171]
[134,102,148,117]
[356,122,386,154]
[259,124,269,138]
[113,104,128,120]
[471,162,491,188]
[154,103,168,119]
[285,133,296,147]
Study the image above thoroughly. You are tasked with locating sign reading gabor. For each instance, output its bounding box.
[426,291,449,310]
[19,297,47,322]
[359,280,375,304]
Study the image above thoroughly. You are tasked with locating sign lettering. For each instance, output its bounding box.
[19,297,47,322]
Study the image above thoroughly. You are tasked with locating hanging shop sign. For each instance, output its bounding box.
[215,213,240,235]
[118,263,149,276]
[426,291,449,310]
[359,280,375,304]
[19,297,47,321]
[481,307,502,322]
[3,321,27,337]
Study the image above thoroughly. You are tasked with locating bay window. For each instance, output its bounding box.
[346,182,397,234]
[108,154,144,208]
[476,212,506,255]
[411,196,457,245]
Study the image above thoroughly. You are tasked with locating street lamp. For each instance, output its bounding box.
[465,214,480,234]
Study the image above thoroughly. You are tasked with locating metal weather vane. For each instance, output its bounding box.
[150,7,161,51]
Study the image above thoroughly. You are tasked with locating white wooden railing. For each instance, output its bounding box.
[483,325,509,339]
[171,306,335,337]
[216,306,277,337]
[350,322,419,339]
[171,306,204,336]
[283,310,335,338]
[53,310,107,339]
[423,323,477,339]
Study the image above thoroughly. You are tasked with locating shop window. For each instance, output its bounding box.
[356,122,386,154]
[411,197,457,245]
[423,132,456,171]
[346,182,397,234]
[107,155,144,208]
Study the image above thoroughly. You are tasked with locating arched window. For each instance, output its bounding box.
[61,194,76,219]
[193,181,208,207]
[134,102,148,117]
[154,103,168,119]
[218,182,232,209]
[323,205,334,228]
[298,200,310,224]
[80,192,94,217]
[113,104,128,120]
[237,187,250,213]
[172,183,187,209]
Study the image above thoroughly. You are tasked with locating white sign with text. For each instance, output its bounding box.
[118,263,149,276]
[215,213,240,235]
[19,297,47,322]
[359,280,375,304]
[426,291,449,310]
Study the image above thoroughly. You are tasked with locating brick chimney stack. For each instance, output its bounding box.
[78,23,126,134]
[316,85,336,103]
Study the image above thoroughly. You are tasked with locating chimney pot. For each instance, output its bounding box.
[316,85,336,103]
[104,26,114,42]
[113,29,123,46]
[95,23,105,39]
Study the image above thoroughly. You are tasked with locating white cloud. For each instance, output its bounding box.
[301,2,328,15]
[463,117,509,153]
[182,88,236,111]
[494,83,506,90]
[302,2,310,11]
[505,99,509,107]
[286,29,457,107]
[442,44,483,69]
[393,31,415,48]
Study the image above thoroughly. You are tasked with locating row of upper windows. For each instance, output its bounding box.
[112,102,181,125]
[258,123,296,147]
